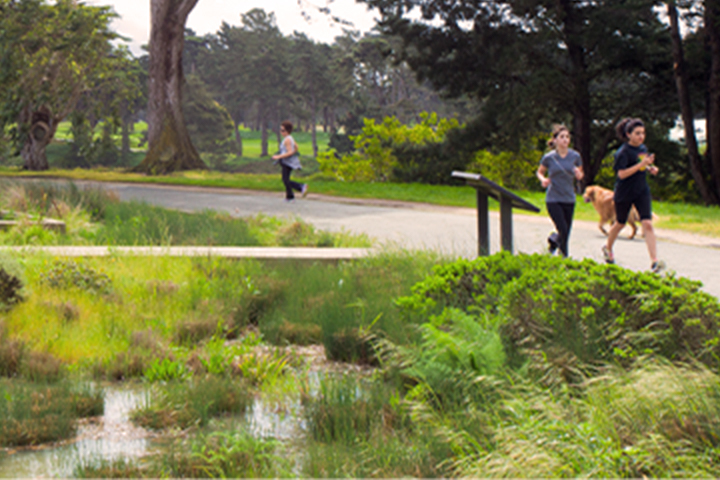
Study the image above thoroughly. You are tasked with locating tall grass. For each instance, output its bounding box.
[300,373,454,477]
[131,376,252,430]
[0,380,103,447]
[256,250,442,355]
[0,180,372,247]
[155,430,289,478]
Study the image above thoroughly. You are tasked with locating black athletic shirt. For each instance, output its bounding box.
[613,143,650,203]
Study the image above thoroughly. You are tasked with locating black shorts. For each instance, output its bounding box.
[615,192,652,224]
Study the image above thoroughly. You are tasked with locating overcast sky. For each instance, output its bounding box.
[83,0,378,56]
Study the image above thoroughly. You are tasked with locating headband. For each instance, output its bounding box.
[625,119,644,134]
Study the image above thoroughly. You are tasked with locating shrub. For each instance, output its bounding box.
[41,260,112,294]
[397,253,720,377]
[318,112,462,182]
[0,252,25,309]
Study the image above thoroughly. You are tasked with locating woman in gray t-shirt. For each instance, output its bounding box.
[536,124,584,257]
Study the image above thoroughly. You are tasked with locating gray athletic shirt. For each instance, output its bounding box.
[540,149,582,203]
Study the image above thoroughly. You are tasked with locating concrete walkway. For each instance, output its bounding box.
[2,245,370,261]
[14,179,720,299]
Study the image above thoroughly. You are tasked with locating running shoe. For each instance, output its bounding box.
[651,260,666,274]
[602,245,615,264]
[547,232,559,255]
[301,184,309,198]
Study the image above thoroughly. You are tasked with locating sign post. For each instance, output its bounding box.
[452,171,541,256]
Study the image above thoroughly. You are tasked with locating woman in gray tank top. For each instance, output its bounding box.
[272,121,308,202]
[536,124,584,257]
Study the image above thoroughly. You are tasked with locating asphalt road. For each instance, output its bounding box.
[74,180,718,299]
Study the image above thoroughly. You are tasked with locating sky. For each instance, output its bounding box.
[83,0,379,56]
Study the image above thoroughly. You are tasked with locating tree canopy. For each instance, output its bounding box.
[0,0,119,170]
[358,0,676,186]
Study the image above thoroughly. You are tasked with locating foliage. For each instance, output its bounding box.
[0,251,25,309]
[183,74,236,154]
[441,360,720,478]
[0,0,120,169]
[358,0,676,189]
[0,380,102,447]
[397,252,720,379]
[131,376,251,430]
[41,260,112,295]
[143,357,190,382]
[302,374,401,445]
[381,308,505,407]
[469,135,547,191]
[318,112,461,182]
[158,431,289,478]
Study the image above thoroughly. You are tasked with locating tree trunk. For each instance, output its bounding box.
[311,93,318,157]
[707,0,720,199]
[20,107,56,171]
[232,118,243,157]
[260,105,269,157]
[121,104,132,165]
[133,0,206,175]
[669,1,718,204]
[560,0,593,187]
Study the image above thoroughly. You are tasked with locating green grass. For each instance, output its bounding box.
[0,379,103,447]
[51,121,329,164]
[0,180,372,247]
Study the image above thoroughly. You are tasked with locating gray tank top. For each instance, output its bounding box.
[280,135,302,170]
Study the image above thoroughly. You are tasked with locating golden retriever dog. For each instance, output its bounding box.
[582,185,641,239]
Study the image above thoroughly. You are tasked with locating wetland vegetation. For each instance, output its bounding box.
[1,182,720,477]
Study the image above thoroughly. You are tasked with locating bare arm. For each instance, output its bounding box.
[272,137,298,160]
[537,165,550,188]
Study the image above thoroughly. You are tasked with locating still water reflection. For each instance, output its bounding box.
[0,386,150,478]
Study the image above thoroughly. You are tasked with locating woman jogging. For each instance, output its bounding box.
[272,121,308,202]
[536,124,584,257]
[602,117,664,273]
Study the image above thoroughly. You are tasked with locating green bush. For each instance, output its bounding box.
[0,252,25,309]
[318,112,462,182]
[397,252,720,377]
[41,260,112,294]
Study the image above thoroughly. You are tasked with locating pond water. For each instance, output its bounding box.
[0,384,305,478]
[0,386,151,478]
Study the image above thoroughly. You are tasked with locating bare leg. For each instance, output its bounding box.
[642,219,657,263]
[605,221,626,260]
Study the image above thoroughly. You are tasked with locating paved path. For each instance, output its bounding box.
[31,180,720,299]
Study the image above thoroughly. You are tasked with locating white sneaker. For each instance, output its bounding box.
[301,184,309,198]
[651,260,666,274]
